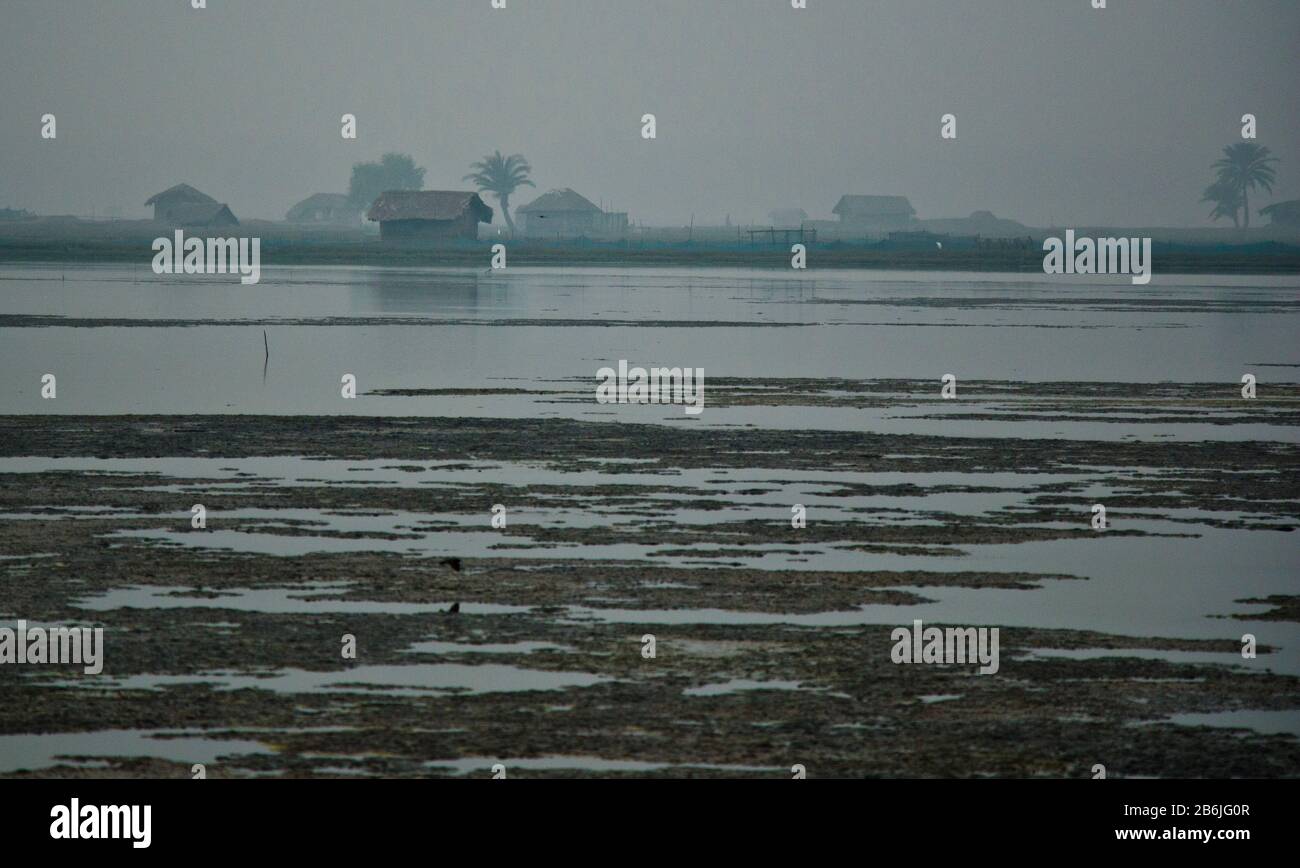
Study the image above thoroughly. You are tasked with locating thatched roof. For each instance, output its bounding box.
[517,188,601,214]
[146,183,217,207]
[366,190,492,223]
[833,195,916,217]
[918,210,1028,237]
[286,193,354,221]
[167,202,238,226]
[1259,199,1300,221]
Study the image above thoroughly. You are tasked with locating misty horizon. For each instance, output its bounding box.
[2,0,1298,228]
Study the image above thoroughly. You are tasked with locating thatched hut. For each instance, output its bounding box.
[517,188,628,238]
[365,190,493,241]
[1259,200,1300,228]
[832,195,916,231]
[145,183,222,223]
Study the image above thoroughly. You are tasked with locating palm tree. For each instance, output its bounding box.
[464,151,534,235]
[1212,143,1278,228]
[1201,178,1243,227]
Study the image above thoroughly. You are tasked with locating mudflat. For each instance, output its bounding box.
[1,410,1296,778]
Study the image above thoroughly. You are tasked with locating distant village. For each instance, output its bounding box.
[31,180,1053,247]
[3,155,1298,250]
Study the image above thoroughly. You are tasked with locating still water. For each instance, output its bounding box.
[1,264,1296,436]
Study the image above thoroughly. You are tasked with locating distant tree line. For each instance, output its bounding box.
[346,153,427,213]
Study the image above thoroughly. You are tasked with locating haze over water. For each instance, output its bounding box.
[3,265,1297,434]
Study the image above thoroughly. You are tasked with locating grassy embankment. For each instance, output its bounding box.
[2,221,1299,272]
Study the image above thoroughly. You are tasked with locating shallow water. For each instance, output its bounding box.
[0,729,271,774]
[683,679,807,696]
[1162,710,1300,738]
[2,263,1298,758]
[76,663,608,696]
[70,584,529,617]
[1,264,1296,438]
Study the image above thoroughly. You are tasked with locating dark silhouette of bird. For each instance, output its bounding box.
[440,557,462,572]
[445,602,460,615]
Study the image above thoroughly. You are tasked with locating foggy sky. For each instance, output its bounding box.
[2,0,1297,227]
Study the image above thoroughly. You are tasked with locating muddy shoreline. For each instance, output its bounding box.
[1,413,1297,777]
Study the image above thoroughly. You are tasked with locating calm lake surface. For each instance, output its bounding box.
[1,264,1297,437]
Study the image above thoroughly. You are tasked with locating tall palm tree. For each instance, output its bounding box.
[1201,178,1243,227]
[1212,143,1278,228]
[463,151,534,236]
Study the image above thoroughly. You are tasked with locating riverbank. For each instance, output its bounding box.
[3,230,1300,273]
[1,413,1296,777]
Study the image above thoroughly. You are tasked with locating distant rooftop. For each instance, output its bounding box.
[145,183,216,207]
[833,195,916,217]
[1259,199,1300,220]
[366,190,492,223]
[286,193,354,221]
[518,188,602,214]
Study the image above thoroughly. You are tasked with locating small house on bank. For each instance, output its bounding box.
[516,188,629,238]
[286,193,358,225]
[832,195,916,232]
[366,190,493,241]
[145,183,237,226]
[1259,200,1300,228]
[165,202,239,228]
